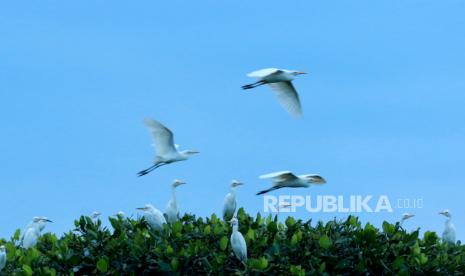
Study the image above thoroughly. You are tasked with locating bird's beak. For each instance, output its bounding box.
[136,207,146,211]
[236,182,244,186]
[297,71,307,75]
[191,150,200,154]
[45,219,53,223]
[179,180,187,185]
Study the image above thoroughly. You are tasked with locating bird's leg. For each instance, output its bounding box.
[241,80,265,90]
[137,163,165,177]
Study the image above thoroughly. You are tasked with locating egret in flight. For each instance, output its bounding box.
[439,209,456,244]
[165,179,187,224]
[0,245,5,271]
[242,68,306,116]
[230,218,247,262]
[138,118,199,177]
[136,204,167,232]
[257,171,326,195]
[22,217,52,249]
[223,180,244,221]
[400,213,414,227]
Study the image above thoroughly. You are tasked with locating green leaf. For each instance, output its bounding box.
[97,257,109,272]
[23,264,33,276]
[319,235,332,249]
[204,225,211,235]
[171,258,179,271]
[219,236,228,251]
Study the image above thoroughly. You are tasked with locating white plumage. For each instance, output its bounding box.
[242,68,306,117]
[138,118,199,176]
[137,204,167,232]
[439,210,456,244]
[222,180,244,221]
[400,213,414,226]
[257,171,326,195]
[230,218,247,262]
[22,217,52,249]
[165,179,187,224]
[0,245,6,271]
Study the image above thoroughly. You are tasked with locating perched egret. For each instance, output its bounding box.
[439,210,456,244]
[257,171,326,195]
[242,68,306,116]
[222,180,244,221]
[0,245,5,271]
[90,211,101,223]
[138,118,199,176]
[26,216,52,232]
[136,204,167,232]
[22,217,52,249]
[400,213,415,226]
[112,211,126,218]
[230,218,247,262]
[165,179,187,224]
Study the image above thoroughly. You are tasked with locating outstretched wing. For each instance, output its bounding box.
[247,68,281,78]
[259,171,298,181]
[299,174,327,184]
[268,81,302,117]
[144,118,177,157]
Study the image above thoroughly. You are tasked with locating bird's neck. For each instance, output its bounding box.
[171,186,177,202]
[230,187,236,194]
[233,224,238,232]
[445,217,452,226]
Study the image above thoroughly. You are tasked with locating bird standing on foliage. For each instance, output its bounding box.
[165,179,187,223]
[257,171,326,195]
[90,211,101,223]
[230,218,247,262]
[0,245,6,271]
[400,213,414,227]
[22,217,52,249]
[136,204,167,232]
[242,68,306,117]
[439,210,456,244]
[222,180,244,221]
[138,118,199,176]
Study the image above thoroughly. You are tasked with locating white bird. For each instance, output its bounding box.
[112,211,126,218]
[136,204,167,232]
[165,179,187,224]
[439,209,456,244]
[400,213,415,226]
[0,245,5,271]
[222,180,244,221]
[90,211,101,222]
[257,171,326,195]
[242,68,307,117]
[138,118,200,176]
[230,218,247,262]
[22,217,52,249]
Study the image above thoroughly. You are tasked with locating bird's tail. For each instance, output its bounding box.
[256,186,281,195]
[241,80,265,90]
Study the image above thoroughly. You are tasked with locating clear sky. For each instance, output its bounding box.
[1,1,464,240]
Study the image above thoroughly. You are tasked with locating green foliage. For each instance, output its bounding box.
[0,212,464,274]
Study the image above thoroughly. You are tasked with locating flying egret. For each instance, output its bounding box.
[257,171,326,195]
[242,68,306,116]
[138,118,199,177]
[22,217,52,249]
[222,180,244,221]
[400,213,414,227]
[165,179,187,224]
[0,245,5,271]
[136,204,167,232]
[439,210,456,244]
[230,217,247,262]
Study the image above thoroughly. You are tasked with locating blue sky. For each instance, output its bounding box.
[1,1,464,240]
